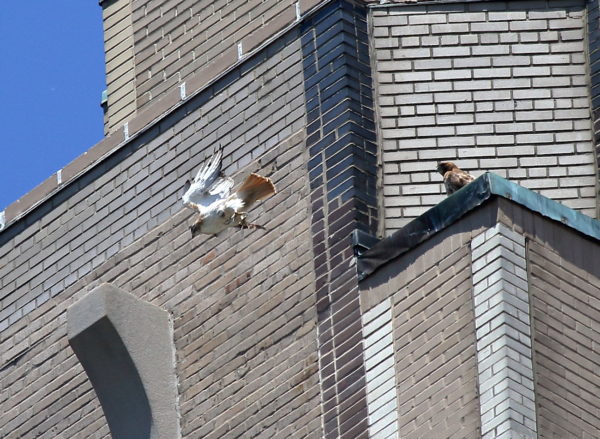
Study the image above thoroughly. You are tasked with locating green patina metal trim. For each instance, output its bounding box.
[486,172,600,240]
[357,173,600,280]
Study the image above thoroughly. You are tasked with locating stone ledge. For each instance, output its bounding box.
[67,283,180,439]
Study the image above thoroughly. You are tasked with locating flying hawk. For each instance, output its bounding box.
[182,149,276,236]
[437,161,475,195]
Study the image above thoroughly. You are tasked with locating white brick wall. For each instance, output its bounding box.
[372,0,596,235]
[362,299,399,439]
[470,223,538,439]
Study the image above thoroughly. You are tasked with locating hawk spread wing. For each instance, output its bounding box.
[182,149,235,211]
[183,149,276,236]
[437,161,475,195]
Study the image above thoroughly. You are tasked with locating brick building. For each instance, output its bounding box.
[1,0,600,438]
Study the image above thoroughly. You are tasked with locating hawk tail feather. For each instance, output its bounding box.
[236,173,276,206]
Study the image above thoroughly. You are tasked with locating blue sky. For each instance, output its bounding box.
[0,2,106,211]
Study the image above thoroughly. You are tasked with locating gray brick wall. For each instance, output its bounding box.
[360,219,483,438]
[372,0,597,234]
[529,237,600,438]
[359,196,600,439]
[0,34,304,332]
[131,0,307,114]
[98,0,328,139]
[393,244,479,438]
[5,1,600,438]
[0,35,319,439]
[488,197,600,439]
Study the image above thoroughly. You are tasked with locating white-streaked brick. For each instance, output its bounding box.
[470,225,537,438]
[362,298,399,439]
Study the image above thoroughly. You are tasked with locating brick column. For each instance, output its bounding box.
[301,1,378,438]
[470,223,538,439]
[101,0,136,136]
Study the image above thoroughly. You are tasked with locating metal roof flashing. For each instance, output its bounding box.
[357,173,600,280]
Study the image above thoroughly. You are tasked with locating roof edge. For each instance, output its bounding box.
[357,173,600,280]
[486,172,600,239]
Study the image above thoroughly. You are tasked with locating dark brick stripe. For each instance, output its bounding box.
[301,1,377,438]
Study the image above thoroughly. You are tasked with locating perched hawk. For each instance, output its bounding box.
[437,161,475,195]
[182,149,276,236]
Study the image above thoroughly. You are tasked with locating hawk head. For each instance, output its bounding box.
[190,217,203,238]
[437,161,459,175]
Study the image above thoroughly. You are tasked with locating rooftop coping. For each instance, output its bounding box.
[357,172,600,280]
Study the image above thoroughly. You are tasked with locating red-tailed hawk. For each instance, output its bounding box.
[437,161,475,195]
[182,149,276,236]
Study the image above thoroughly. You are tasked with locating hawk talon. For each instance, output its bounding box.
[238,222,266,230]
